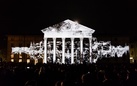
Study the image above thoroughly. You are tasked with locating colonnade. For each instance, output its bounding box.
[43,37,92,64]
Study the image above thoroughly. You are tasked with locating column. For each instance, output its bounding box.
[53,38,56,63]
[62,38,65,64]
[80,38,83,63]
[71,38,74,64]
[43,38,47,63]
[89,37,92,63]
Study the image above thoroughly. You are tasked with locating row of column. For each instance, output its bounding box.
[43,37,92,64]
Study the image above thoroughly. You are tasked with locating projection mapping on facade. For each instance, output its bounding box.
[11,19,129,64]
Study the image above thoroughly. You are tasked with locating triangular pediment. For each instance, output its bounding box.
[41,19,95,38]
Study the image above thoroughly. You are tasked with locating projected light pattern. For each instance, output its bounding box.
[41,19,95,38]
[11,19,129,64]
[11,39,129,63]
[92,37,129,63]
[12,41,44,59]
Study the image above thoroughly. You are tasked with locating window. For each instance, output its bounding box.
[19,59,22,62]
[11,59,14,62]
[11,54,14,58]
[27,54,30,58]
[19,54,22,58]
[27,59,30,63]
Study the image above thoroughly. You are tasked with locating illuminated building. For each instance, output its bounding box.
[41,19,95,64]
[7,35,43,63]
[129,41,137,63]
[7,19,132,64]
[7,35,132,64]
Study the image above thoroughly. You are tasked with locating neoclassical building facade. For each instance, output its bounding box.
[8,19,132,64]
[41,19,95,64]
[7,35,43,63]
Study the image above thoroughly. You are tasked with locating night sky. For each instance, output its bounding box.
[0,0,136,37]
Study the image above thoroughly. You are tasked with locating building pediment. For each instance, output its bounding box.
[41,19,95,38]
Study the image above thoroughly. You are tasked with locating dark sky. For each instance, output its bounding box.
[0,0,136,37]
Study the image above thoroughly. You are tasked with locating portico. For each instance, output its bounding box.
[41,19,95,64]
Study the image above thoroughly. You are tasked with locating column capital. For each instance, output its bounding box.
[71,38,75,40]
[89,37,92,39]
[80,37,83,40]
[62,38,66,40]
[44,38,47,40]
[53,37,56,39]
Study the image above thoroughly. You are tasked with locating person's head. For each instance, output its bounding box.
[97,70,105,82]
[81,73,91,83]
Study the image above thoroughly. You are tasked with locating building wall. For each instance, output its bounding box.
[129,42,137,63]
[96,35,131,63]
[7,35,43,63]
[7,35,134,64]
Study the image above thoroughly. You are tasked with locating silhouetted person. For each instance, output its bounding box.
[81,72,97,86]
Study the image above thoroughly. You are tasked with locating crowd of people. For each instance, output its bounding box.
[0,62,137,86]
